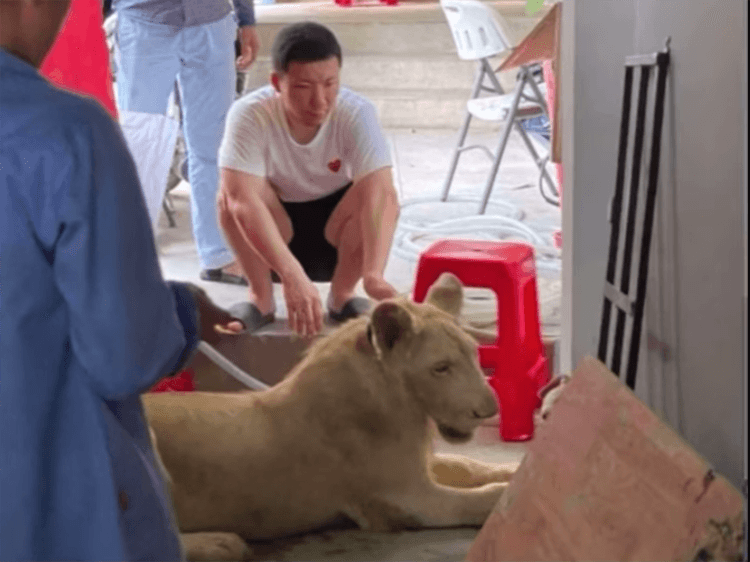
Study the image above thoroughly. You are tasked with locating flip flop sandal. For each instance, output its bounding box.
[200,268,248,286]
[229,302,275,333]
[328,297,371,323]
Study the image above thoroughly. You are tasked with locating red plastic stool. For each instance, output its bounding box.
[150,368,196,393]
[334,0,398,6]
[412,240,550,441]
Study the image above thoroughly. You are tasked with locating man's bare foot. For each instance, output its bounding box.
[363,275,399,301]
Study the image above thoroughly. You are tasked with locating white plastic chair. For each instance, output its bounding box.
[440,0,557,213]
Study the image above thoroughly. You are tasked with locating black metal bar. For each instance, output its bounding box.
[598,66,635,364]
[611,65,652,376]
[625,50,670,390]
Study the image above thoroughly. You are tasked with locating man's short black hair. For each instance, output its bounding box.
[271,22,342,74]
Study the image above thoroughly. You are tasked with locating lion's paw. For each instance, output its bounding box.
[182,532,253,562]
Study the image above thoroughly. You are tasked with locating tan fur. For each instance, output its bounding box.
[143,273,518,560]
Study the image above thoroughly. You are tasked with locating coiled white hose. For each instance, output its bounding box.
[393,196,562,276]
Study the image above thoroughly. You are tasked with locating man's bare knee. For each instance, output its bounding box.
[217,193,241,241]
[359,179,398,214]
[324,214,358,249]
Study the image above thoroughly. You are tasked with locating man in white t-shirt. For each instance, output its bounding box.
[218,22,400,336]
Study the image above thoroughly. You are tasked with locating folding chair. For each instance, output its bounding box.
[597,39,671,390]
[440,0,558,214]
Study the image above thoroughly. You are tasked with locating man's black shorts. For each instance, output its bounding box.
[275,182,352,282]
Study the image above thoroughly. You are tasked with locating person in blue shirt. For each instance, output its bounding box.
[0,0,243,559]
[113,0,259,286]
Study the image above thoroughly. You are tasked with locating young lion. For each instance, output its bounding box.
[144,273,518,561]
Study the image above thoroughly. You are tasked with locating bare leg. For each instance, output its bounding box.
[327,218,364,310]
[325,168,400,303]
[430,453,519,488]
[349,480,506,531]
[218,189,292,316]
[359,171,400,301]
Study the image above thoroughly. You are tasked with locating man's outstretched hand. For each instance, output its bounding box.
[281,271,323,338]
[183,283,244,345]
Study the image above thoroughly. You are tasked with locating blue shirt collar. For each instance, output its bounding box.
[0,47,43,80]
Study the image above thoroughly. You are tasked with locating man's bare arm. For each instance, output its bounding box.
[219,168,304,284]
[218,168,323,335]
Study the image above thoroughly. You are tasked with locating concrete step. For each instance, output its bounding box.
[242,54,514,92]
[241,53,517,129]
[342,55,522,92]
[241,67,502,129]
[360,87,498,129]
[242,1,546,128]
[253,1,542,55]
[253,20,457,56]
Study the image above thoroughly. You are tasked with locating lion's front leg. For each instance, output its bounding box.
[408,481,506,528]
[181,532,253,562]
[430,453,518,488]
[353,480,507,530]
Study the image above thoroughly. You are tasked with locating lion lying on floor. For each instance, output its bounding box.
[143,273,519,561]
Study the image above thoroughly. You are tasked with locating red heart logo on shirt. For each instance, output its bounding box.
[328,158,342,173]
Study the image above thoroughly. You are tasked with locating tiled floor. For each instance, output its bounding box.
[156,127,560,561]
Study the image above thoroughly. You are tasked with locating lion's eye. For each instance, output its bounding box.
[432,362,451,376]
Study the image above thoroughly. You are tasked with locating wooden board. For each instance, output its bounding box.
[466,355,744,562]
[497,3,560,73]
[496,2,562,164]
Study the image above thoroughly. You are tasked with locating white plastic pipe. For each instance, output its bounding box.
[196,341,270,390]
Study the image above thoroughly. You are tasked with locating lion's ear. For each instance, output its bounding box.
[369,301,413,352]
[424,272,463,317]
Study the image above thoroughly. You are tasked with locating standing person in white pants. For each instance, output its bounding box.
[114,0,259,285]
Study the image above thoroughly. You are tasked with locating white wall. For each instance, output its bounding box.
[561,0,746,488]
[560,0,637,373]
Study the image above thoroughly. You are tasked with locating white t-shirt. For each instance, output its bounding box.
[219,85,392,203]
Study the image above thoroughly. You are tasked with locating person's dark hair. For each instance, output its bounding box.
[271,22,342,74]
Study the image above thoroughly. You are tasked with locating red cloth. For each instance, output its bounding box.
[40,0,117,119]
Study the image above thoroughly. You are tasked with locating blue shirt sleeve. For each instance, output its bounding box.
[166,281,201,369]
[52,103,200,400]
[233,0,255,26]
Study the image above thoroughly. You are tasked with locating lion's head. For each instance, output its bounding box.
[367,273,498,444]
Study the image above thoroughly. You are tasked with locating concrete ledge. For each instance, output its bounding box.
[252,1,545,55]
[187,320,557,392]
[242,56,484,91]
[255,1,536,26]
[241,1,547,128]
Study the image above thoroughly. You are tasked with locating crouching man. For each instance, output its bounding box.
[218,21,400,336]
